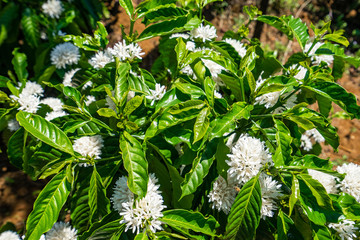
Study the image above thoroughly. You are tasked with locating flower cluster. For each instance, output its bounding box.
[42,0,63,19]
[0,231,21,240]
[108,40,144,61]
[337,163,360,202]
[112,174,166,234]
[73,135,104,165]
[208,175,237,214]
[259,173,283,218]
[51,43,80,69]
[190,24,217,42]
[10,81,44,113]
[89,50,113,69]
[329,218,358,240]
[300,128,325,151]
[308,169,338,194]
[45,222,77,240]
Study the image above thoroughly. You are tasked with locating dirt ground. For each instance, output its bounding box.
[1,0,360,231]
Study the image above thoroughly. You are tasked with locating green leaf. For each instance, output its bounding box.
[277,210,294,240]
[273,118,292,166]
[124,95,143,116]
[146,100,205,139]
[97,108,117,118]
[25,170,71,240]
[160,209,219,236]
[135,233,149,240]
[118,0,134,18]
[289,175,300,217]
[143,6,188,25]
[175,37,187,66]
[79,212,123,240]
[89,166,111,222]
[323,33,349,47]
[16,111,74,155]
[297,174,333,210]
[120,131,148,198]
[114,61,131,107]
[224,175,261,240]
[284,15,309,50]
[337,193,360,220]
[12,48,28,83]
[312,224,332,240]
[210,102,253,139]
[7,128,25,169]
[63,86,83,109]
[304,81,360,119]
[21,8,39,48]
[193,107,210,144]
[137,16,188,42]
[180,139,218,199]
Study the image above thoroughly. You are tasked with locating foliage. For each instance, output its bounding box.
[1,0,360,239]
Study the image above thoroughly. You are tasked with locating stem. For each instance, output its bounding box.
[129,19,135,38]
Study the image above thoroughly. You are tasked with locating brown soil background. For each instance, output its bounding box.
[1,0,359,231]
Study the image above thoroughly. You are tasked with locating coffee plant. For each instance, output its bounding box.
[1,0,360,239]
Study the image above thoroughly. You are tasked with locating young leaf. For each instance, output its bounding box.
[160,209,219,236]
[120,131,148,198]
[193,107,210,144]
[89,166,111,222]
[224,175,261,240]
[289,175,300,216]
[25,170,71,240]
[16,111,74,155]
[118,0,134,18]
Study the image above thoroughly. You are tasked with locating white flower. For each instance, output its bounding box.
[111,176,134,212]
[45,110,68,121]
[21,81,44,97]
[202,59,225,89]
[190,24,217,42]
[41,97,63,111]
[208,175,237,214]
[42,0,63,19]
[304,42,333,66]
[89,50,113,69]
[127,90,135,101]
[45,222,77,240]
[57,30,67,37]
[169,33,190,39]
[146,83,166,103]
[181,65,195,78]
[255,75,281,109]
[337,163,360,202]
[85,95,96,106]
[73,135,104,159]
[224,38,247,58]
[308,169,338,194]
[329,219,358,240]
[175,143,183,156]
[63,68,80,87]
[214,90,222,98]
[12,93,41,113]
[8,119,20,132]
[300,128,325,151]
[290,65,307,81]
[273,93,297,114]
[51,43,80,69]
[226,134,272,186]
[259,174,283,219]
[0,231,21,240]
[119,174,166,234]
[186,41,196,51]
[109,40,144,61]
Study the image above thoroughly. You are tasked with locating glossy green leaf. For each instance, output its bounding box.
[79,212,123,240]
[89,166,111,222]
[304,81,360,119]
[323,33,349,47]
[285,15,309,50]
[120,131,148,198]
[123,95,143,116]
[297,174,333,210]
[143,6,188,25]
[16,111,74,155]
[312,224,332,240]
[63,86,83,109]
[277,210,294,240]
[289,175,300,216]
[193,107,210,144]
[273,118,292,166]
[97,108,117,118]
[175,37,187,65]
[146,100,205,139]
[7,128,25,169]
[210,102,253,139]
[114,61,131,107]
[160,209,219,236]
[224,175,261,240]
[12,48,28,83]
[21,8,39,48]
[180,139,218,199]
[137,16,188,42]
[118,0,134,17]
[135,233,149,240]
[337,193,360,220]
[25,170,71,240]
